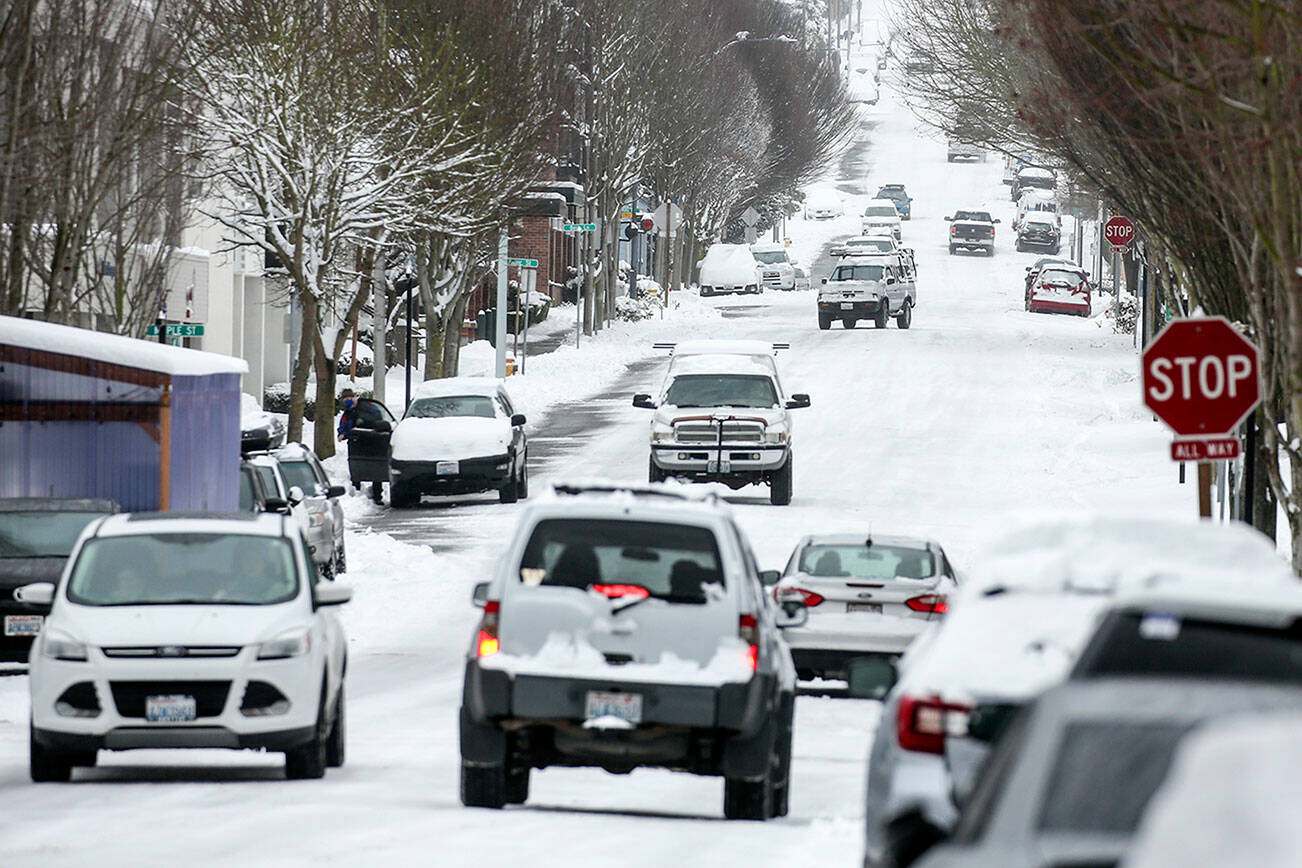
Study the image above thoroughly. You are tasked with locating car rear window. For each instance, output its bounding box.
[1038,721,1191,833]
[0,512,108,558]
[277,459,319,493]
[1073,612,1302,684]
[796,544,934,580]
[520,519,723,603]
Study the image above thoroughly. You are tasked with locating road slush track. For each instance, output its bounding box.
[0,51,1184,868]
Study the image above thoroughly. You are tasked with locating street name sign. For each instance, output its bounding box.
[1142,316,1260,441]
[507,258,539,269]
[563,223,597,232]
[146,323,205,337]
[1104,215,1136,252]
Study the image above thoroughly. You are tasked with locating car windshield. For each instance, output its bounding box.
[521,519,723,603]
[0,512,108,558]
[833,264,886,282]
[277,459,318,493]
[848,239,894,252]
[865,205,898,217]
[1038,721,1192,833]
[66,533,299,606]
[406,395,496,419]
[1075,613,1302,684]
[664,374,778,409]
[753,252,788,264]
[1040,269,1083,286]
[797,544,934,579]
[954,211,992,222]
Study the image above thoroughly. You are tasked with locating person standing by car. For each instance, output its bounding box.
[336,390,359,442]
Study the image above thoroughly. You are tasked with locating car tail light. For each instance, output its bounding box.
[905,594,948,614]
[739,613,759,670]
[477,600,501,657]
[896,695,970,754]
[774,587,824,607]
[949,225,957,235]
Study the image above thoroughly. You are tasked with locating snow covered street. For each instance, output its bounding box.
[0,68,1187,867]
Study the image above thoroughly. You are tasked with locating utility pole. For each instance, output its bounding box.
[494,227,508,379]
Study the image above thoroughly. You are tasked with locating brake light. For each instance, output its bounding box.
[477,600,501,657]
[739,613,759,670]
[896,695,970,754]
[949,225,957,235]
[592,584,650,599]
[774,587,824,607]
[905,594,948,614]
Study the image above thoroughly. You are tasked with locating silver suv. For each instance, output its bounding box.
[458,483,806,819]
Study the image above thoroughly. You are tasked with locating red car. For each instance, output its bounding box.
[1026,264,1091,316]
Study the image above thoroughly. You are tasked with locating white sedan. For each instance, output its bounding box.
[22,512,350,781]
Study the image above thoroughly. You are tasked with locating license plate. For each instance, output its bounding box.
[3,614,42,637]
[585,690,642,724]
[146,695,197,723]
[841,302,855,310]
[436,460,459,476]
[847,602,883,614]
[707,459,731,474]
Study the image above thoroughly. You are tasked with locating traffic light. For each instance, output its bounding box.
[624,223,639,240]
[640,216,655,232]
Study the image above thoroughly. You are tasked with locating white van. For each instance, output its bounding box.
[699,243,762,296]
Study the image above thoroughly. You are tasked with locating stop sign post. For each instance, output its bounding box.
[1142,316,1260,517]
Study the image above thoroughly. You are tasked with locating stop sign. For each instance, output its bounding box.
[1104,216,1135,251]
[1142,317,1259,436]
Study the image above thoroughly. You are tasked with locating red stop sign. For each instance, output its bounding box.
[1142,317,1259,436]
[1104,216,1135,251]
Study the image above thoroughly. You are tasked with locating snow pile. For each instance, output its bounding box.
[483,630,757,685]
[1125,713,1302,868]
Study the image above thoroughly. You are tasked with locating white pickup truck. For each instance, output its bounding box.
[817,254,916,330]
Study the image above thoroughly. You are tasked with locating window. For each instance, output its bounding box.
[865,205,898,217]
[953,211,992,222]
[238,472,258,512]
[664,375,778,409]
[277,460,320,494]
[255,465,282,497]
[833,265,886,282]
[753,251,789,264]
[405,395,496,420]
[797,544,934,579]
[520,519,723,602]
[0,512,109,558]
[67,534,299,606]
[847,239,893,253]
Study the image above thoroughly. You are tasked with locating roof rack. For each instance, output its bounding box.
[653,341,789,355]
[550,481,722,505]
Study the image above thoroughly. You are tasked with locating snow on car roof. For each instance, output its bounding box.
[96,512,289,538]
[667,354,778,378]
[411,376,505,400]
[1018,166,1055,179]
[749,241,785,253]
[0,313,248,377]
[534,481,734,520]
[1106,581,1302,626]
[1023,212,1057,224]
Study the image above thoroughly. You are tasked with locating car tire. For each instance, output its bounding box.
[499,472,520,504]
[946,155,954,162]
[29,724,84,782]
[842,318,856,329]
[505,765,530,805]
[319,556,335,581]
[770,456,793,506]
[896,300,913,329]
[771,694,795,818]
[460,760,508,809]
[517,458,529,500]
[875,303,889,329]
[285,685,329,780]
[884,814,947,868]
[947,245,956,255]
[818,313,832,330]
[649,456,667,483]
[724,761,775,820]
[326,687,345,768]
[333,540,347,577]
[390,482,417,509]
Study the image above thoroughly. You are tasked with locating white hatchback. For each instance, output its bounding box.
[21,512,350,782]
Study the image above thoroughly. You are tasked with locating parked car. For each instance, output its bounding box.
[238,460,275,513]
[634,341,810,505]
[388,378,528,508]
[750,241,798,291]
[946,140,985,162]
[272,444,347,577]
[875,184,913,220]
[945,210,999,256]
[1012,190,1059,232]
[817,255,916,330]
[20,511,351,781]
[792,266,812,291]
[240,394,286,454]
[0,498,119,664]
[699,243,762,296]
[775,534,957,682]
[913,679,1302,868]
[862,199,903,241]
[804,193,845,220]
[857,516,1296,868]
[1026,262,1090,316]
[1009,166,1056,201]
[458,482,806,818]
[1015,211,1061,253]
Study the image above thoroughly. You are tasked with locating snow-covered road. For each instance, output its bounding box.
[0,67,1187,868]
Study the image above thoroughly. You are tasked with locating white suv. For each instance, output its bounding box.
[459,483,806,819]
[21,512,350,781]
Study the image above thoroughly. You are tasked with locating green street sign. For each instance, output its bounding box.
[563,223,597,232]
[146,323,205,337]
[508,257,539,268]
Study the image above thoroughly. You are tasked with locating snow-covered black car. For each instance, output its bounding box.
[458,483,806,819]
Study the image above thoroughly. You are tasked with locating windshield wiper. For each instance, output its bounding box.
[611,596,653,616]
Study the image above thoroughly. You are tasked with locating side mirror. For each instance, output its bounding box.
[263,497,290,514]
[820,277,828,285]
[313,583,353,605]
[786,394,811,409]
[886,277,896,285]
[326,485,346,499]
[471,582,490,607]
[775,602,808,629]
[511,413,527,427]
[846,656,899,700]
[632,394,656,409]
[944,216,952,221]
[14,582,55,607]
[759,569,781,586]
[992,218,1001,224]
[288,485,305,506]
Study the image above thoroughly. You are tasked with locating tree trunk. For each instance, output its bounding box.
[1251,407,1277,541]
[443,293,467,377]
[287,291,316,444]
[312,333,337,460]
[371,250,387,405]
